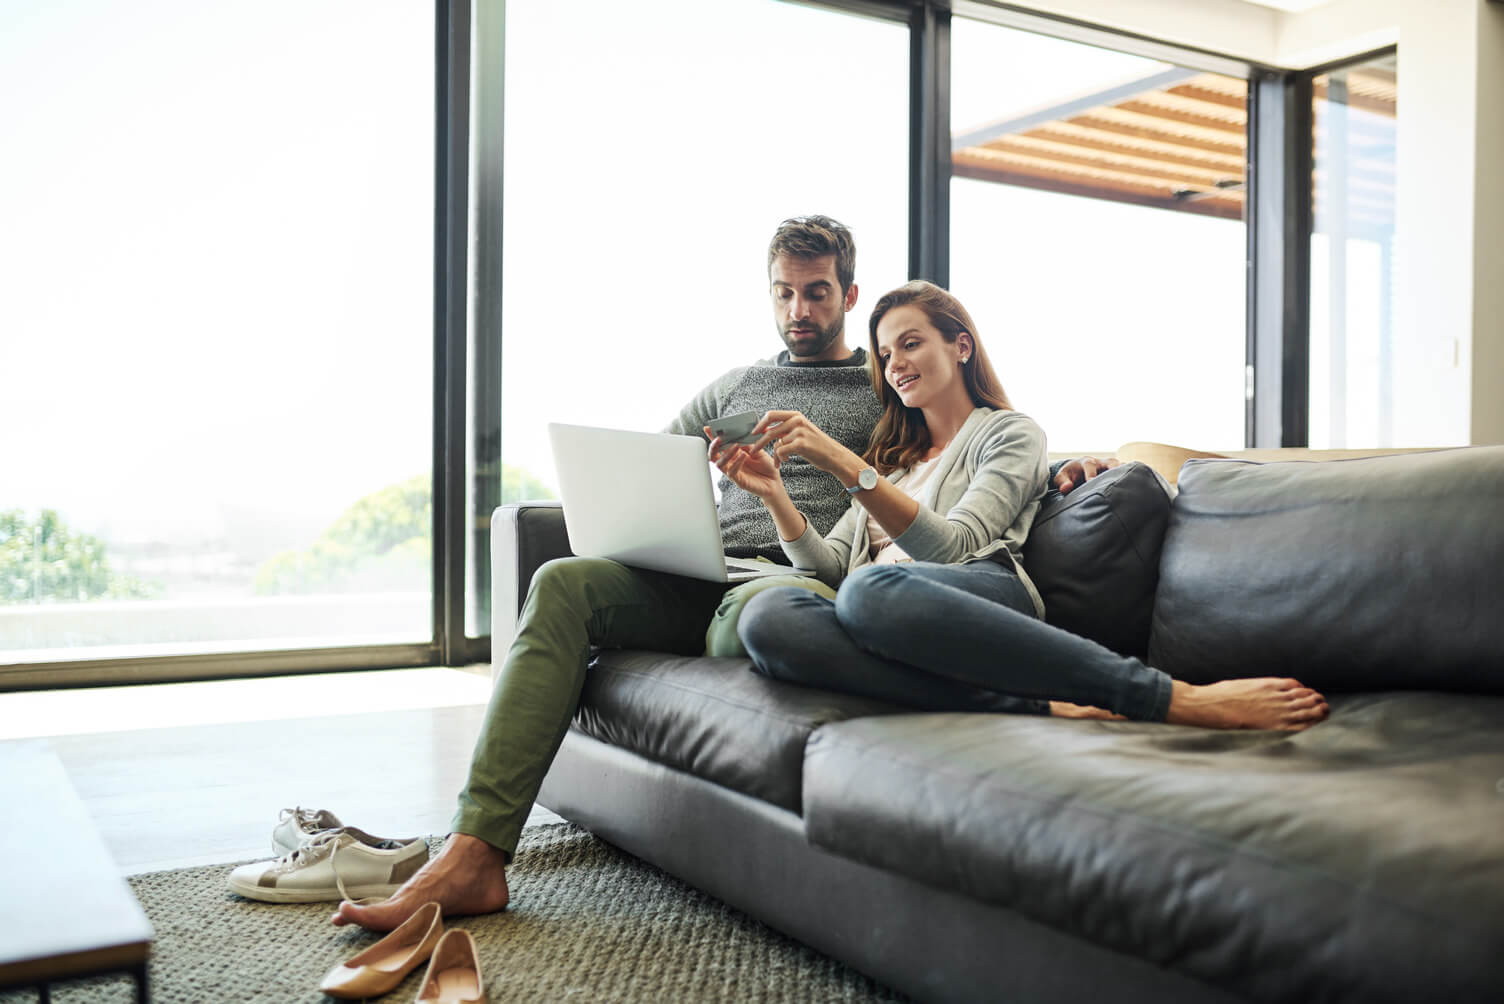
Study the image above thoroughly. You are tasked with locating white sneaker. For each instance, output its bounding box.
[228,827,429,904]
[271,806,344,856]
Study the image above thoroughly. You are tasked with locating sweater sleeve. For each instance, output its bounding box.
[780,503,857,587]
[663,367,745,438]
[892,413,1048,563]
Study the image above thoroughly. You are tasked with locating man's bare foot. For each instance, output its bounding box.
[1049,701,1127,720]
[1166,678,1329,731]
[332,832,510,931]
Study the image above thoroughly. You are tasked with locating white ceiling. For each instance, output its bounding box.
[1237,0,1335,12]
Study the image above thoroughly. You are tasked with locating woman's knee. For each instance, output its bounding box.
[738,586,828,676]
[834,564,919,634]
[737,587,801,651]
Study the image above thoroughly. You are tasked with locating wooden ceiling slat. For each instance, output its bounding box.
[952,161,1243,221]
[1311,82,1397,118]
[1113,99,1247,137]
[980,134,1241,187]
[955,147,1246,201]
[1164,83,1248,113]
[1022,125,1245,175]
[1061,114,1245,159]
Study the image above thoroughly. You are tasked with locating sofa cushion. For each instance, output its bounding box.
[1147,446,1504,691]
[801,694,1504,1002]
[1023,461,1172,657]
[572,650,900,813]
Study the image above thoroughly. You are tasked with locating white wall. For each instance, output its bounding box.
[977,0,1279,62]
[1471,0,1504,445]
[1007,0,1504,445]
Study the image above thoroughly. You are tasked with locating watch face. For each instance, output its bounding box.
[859,467,878,490]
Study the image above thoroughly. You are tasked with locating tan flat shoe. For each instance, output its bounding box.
[414,928,485,1003]
[319,900,443,999]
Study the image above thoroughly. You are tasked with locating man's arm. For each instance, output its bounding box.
[1051,456,1119,494]
[663,368,745,439]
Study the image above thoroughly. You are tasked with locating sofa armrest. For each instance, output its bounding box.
[491,502,572,667]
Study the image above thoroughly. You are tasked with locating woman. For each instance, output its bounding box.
[713,280,1327,730]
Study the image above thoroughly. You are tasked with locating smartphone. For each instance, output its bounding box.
[707,410,762,446]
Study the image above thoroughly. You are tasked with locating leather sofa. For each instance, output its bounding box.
[491,445,1504,1003]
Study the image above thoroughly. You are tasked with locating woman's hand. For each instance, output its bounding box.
[706,428,787,503]
[749,410,865,482]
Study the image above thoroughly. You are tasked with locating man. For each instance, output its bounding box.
[336,216,886,932]
[335,216,1109,932]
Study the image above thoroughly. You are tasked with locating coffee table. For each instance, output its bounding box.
[0,743,153,1002]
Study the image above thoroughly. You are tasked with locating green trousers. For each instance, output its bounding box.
[451,556,833,857]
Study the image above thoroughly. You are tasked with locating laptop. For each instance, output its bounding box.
[547,422,816,583]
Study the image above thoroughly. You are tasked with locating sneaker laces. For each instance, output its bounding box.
[269,829,356,902]
[279,806,335,832]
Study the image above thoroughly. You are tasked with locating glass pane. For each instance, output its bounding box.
[0,1,435,666]
[487,0,907,598]
[1308,54,1397,448]
[949,18,1248,454]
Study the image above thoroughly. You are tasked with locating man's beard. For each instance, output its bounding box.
[779,316,843,357]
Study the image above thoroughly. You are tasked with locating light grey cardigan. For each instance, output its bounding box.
[781,407,1050,618]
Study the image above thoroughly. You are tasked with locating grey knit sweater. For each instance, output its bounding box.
[665,349,882,562]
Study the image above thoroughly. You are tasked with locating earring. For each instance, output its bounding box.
[960,355,969,364]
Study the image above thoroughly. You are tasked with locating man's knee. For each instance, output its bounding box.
[524,556,629,623]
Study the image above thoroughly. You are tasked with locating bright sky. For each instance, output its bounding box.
[2,0,1248,570]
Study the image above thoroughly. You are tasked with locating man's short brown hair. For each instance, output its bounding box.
[767,215,856,294]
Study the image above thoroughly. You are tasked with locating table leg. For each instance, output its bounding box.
[132,961,149,1003]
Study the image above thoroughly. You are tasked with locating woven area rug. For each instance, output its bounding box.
[4,823,906,1002]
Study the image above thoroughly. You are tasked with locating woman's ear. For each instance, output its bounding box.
[958,332,974,363]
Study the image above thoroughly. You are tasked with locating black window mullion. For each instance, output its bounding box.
[433,0,472,665]
[1246,69,1312,447]
[909,0,950,285]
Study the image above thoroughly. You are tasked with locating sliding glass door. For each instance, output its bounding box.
[948,15,1249,454]
[472,0,910,638]
[1,1,435,674]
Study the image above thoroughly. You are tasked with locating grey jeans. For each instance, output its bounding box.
[738,559,1173,721]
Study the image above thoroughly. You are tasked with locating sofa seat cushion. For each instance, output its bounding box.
[573,650,900,813]
[802,693,1504,1002]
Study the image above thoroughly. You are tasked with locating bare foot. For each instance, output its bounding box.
[332,833,510,931]
[1049,701,1127,721]
[1166,678,1329,731]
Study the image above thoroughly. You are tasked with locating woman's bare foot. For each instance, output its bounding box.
[1166,678,1329,731]
[332,833,510,931]
[1049,701,1127,721]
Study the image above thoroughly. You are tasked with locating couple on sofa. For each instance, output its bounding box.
[336,215,1329,935]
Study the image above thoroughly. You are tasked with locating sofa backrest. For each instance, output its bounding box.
[1023,461,1172,658]
[1147,446,1504,693]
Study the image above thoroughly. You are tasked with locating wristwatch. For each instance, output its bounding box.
[846,466,879,494]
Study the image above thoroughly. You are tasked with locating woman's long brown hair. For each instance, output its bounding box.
[863,280,1012,475]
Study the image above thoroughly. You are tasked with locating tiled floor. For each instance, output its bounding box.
[0,668,562,875]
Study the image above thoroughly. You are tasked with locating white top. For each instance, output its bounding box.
[868,457,941,564]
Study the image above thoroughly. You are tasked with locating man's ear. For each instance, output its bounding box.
[843,282,859,312]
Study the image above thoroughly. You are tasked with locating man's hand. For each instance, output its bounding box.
[1053,456,1120,495]
[707,428,787,503]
